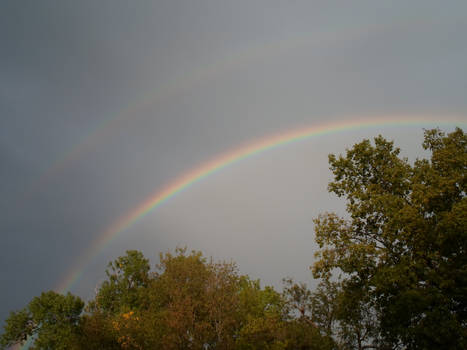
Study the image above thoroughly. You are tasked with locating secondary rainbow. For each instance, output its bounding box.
[15,26,379,209]
[56,115,466,293]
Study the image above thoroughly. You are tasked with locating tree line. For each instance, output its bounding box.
[2,128,466,349]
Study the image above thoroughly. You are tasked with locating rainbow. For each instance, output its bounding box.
[55,115,466,294]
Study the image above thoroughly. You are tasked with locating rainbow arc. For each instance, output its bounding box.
[55,115,467,294]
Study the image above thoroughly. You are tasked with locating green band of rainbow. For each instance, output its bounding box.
[56,115,466,293]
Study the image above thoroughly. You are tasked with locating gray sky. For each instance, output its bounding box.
[1,0,466,326]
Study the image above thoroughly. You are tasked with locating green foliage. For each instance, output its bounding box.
[1,291,84,350]
[0,308,34,349]
[89,250,150,314]
[313,128,467,349]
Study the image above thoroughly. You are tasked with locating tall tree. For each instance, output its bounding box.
[312,128,467,349]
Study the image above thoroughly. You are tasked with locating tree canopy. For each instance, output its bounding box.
[2,248,333,350]
[313,127,466,349]
[2,127,465,349]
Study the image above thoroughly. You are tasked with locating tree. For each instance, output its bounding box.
[0,291,84,350]
[312,128,467,349]
[89,250,150,315]
[235,277,287,350]
[147,247,241,349]
[82,247,289,349]
[281,279,335,350]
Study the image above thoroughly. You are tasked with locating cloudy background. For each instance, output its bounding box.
[1,0,466,327]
